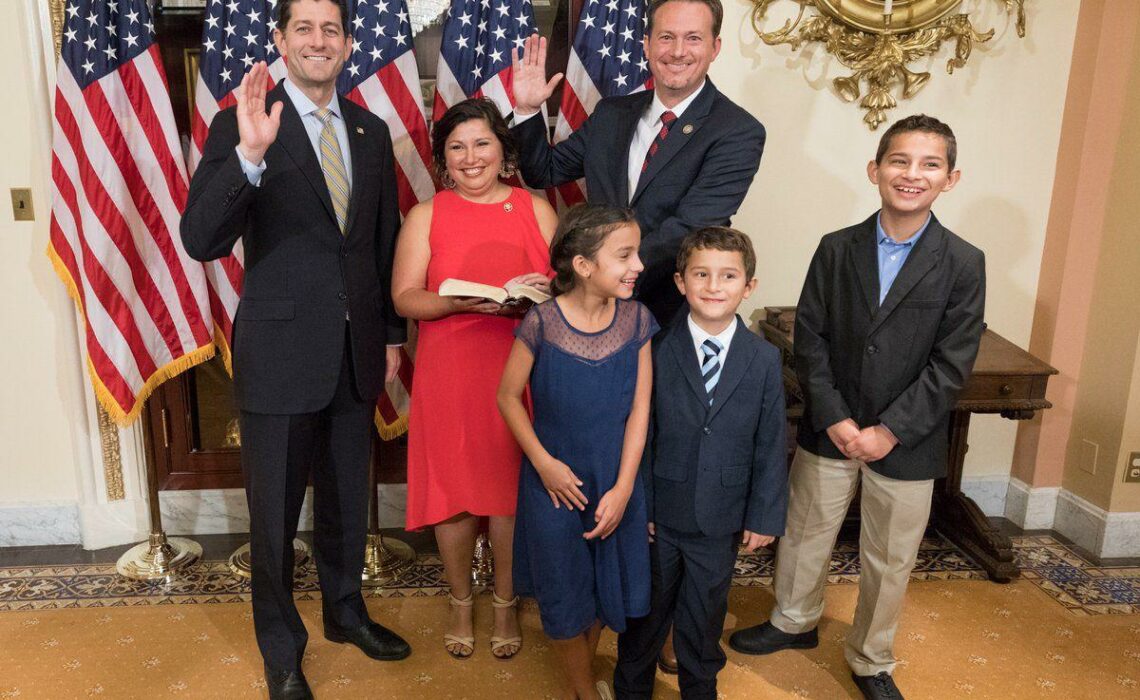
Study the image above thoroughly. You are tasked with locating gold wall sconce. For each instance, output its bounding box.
[751,0,1028,129]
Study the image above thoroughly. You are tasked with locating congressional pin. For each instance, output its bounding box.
[503,202,514,213]
[356,127,364,134]
[682,124,694,135]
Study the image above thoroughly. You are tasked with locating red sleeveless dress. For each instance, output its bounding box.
[405,188,551,530]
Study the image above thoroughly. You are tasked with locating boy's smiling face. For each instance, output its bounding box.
[674,247,757,333]
[868,130,960,223]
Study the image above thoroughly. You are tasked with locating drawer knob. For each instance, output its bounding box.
[999,384,1013,395]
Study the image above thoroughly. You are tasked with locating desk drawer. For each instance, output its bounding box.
[961,374,1042,402]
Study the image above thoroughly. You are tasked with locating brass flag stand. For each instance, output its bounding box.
[362,445,415,586]
[116,436,201,581]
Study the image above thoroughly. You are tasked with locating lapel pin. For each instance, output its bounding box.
[356,126,364,134]
[682,124,694,135]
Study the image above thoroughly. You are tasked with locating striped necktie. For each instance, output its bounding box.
[641,110,677,173]
[701,337,724,406]
[316,107,350,235]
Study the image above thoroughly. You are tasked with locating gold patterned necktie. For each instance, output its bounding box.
[316,107,350,235]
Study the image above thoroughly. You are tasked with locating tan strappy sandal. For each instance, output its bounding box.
[444,592,475,659]
[490,592,522,660]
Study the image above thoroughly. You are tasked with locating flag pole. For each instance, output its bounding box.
[116,414,202,581]
[362,440,415,586]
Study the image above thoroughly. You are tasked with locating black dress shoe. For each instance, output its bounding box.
[728,621,818,655]
[656,651,678,675]
[852,671,905,700]
[264,666,313,700]
[324,619,411,661]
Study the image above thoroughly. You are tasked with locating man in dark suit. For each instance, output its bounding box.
[510,0,766,326]
[729,115,986,700]
[181,1,410,697]
[613,228,787,700]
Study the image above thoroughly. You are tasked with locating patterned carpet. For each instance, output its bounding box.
[1,534,1136,615]
[1,534,1139,698]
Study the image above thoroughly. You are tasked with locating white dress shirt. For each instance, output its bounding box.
[237,79,353,187]
[625,81,705,202]
[688,312,738,366]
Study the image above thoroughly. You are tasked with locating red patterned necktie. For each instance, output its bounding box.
[641,110,677,173]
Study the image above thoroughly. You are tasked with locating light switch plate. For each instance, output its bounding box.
[1125,452,1140,483]
[10,188,33,221]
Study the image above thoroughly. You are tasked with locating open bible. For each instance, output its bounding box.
[438,278,551,305]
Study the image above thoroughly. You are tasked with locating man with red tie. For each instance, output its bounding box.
[511,0,766,327]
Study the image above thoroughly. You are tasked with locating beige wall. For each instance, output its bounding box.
[1062,21,1140,512]
[0,1,84,504]
[710,1,1080,476]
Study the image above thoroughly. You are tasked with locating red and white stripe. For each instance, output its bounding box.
[48,45,214,424]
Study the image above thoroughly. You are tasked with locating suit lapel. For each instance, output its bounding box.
[848,214,880,319]
[867,214,945,336]
[271,85,338,230]
[342,101,365,237]
[631,81,716,205]
[615,93,651,205]
[707,318,759,423]
[666,321,710,409]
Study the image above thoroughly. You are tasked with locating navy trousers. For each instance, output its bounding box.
[614,525,738,700]
[239,327,374,671]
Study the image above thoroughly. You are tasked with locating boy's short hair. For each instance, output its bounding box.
[676,226,757,279]
[876,114,957,171]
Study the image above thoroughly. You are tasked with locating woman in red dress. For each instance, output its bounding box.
[392,99,555,660]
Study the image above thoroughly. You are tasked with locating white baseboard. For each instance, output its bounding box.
[1003,477,1060,530]
[960,475,1010,517]
[1054,488,1140,559]
[0,485,409,549]
[157,485,408,536]
[0,502,80,547]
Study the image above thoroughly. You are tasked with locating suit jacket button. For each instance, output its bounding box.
[338,292,347,301]
[867,344,878,355]
[702,426,711,435]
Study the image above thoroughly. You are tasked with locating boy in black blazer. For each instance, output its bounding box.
[729,115,986,700]
[614,228,788,700]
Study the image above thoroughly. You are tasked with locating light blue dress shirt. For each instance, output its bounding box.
[236,79,353,187]
[876,212,930,305]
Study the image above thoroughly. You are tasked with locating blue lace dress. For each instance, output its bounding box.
[512,298,659,639]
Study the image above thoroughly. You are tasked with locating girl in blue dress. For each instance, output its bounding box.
[498,204,657,700]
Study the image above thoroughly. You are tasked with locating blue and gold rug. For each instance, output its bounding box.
[1,534,1135,616]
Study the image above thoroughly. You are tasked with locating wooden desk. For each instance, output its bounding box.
[757,307,1057,583]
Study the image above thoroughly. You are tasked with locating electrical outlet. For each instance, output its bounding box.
[1079,439,1099,475]
[10,188,33,221]
[1125,452,1140,483]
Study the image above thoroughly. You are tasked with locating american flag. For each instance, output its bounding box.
[189,0,429,439]
[552,0,651,207]
[48,0,215,424]
[432,0,536,121]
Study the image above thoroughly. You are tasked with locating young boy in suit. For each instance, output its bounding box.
[729,115,986,700]
[614,227,788,700]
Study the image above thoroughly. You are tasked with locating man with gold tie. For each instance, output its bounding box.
[181,1,410,697]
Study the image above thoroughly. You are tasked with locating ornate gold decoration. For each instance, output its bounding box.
[97,405,126,501]
[751,0,1028,129]
[48,0,67,56]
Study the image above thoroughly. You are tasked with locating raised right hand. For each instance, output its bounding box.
[536,457,588,511]
[511,34,563,116]
[236,62,283,165]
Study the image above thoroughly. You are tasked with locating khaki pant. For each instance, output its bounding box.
[770,447,933,676]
